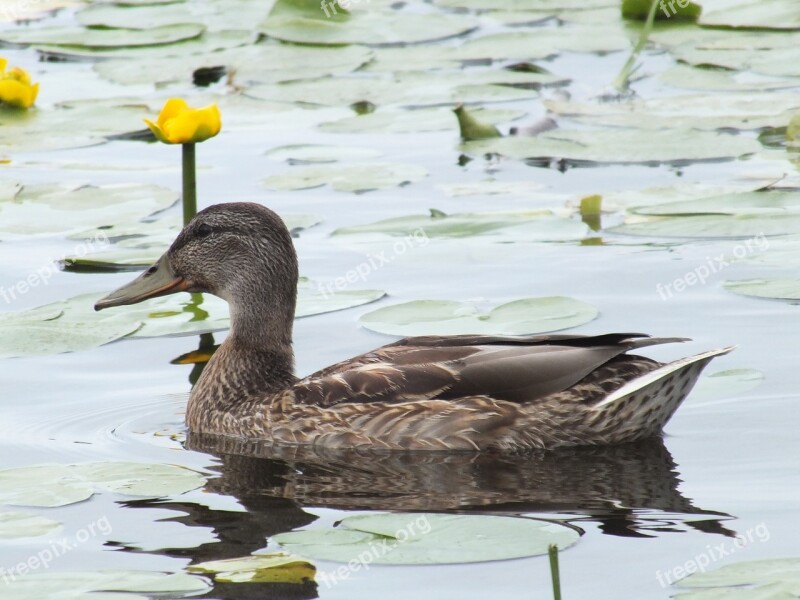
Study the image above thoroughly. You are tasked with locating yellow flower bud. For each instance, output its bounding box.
[0,58,39,109]
[144,98,222,145]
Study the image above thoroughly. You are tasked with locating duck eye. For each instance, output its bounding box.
[196,223,213,238]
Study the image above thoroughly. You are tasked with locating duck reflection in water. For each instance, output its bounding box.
[116,431,733,600]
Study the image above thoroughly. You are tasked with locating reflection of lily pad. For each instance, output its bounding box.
[0,512,61,540]
[1,570,209,600]
[264,163,427,193]
[0,462,206,508]
[189,553,315,584]
[359,297,598,336]
[275,513,579,564]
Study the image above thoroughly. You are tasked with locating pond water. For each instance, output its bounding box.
[1,1,800,598]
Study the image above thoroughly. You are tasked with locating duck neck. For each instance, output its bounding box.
[187,283,298,434]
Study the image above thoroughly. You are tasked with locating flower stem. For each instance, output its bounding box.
[182,142,197,225]
[549,544,561,600]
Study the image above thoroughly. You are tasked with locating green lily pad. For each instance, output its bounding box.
[544,93,800,131]
[675,558,800,597]
[189,553,315,584]
[260,0,478,46]
[264,163,427,193]
[359,297,598,336]
[0,512,61,539]
[274,513,579,564]
[333,209,587,241]
[246,70,550,108]
[0,183,177,240]
[319,107,525,135]
[660,65,800,93]
[0,23,205,48]
[609,214,800,239]
[94,40,369,86]
[265,144,382,163]
[631,191,800,216]
[0,570,209,600]
[724,278,800,300]
[0,462,206,508]
[688,369,764,403]
[462,128,759,164]
[699,0,800,30]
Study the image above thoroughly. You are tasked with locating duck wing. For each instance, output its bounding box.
[292,333,685,407]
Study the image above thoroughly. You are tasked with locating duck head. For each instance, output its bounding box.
[95,202,299,344]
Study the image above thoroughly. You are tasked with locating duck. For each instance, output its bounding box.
[95,202,733,451]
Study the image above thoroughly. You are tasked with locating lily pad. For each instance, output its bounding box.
[333,209,587,241]
[319,107,525,135]
[0,512,61,539]
[264,163,427,193]
[544,93,800,132]
[359,297,598,336]
[261,0,478,46]
[0,570,209,600]
[675,558,800,597]
[0,183,177,240]
[0,23,205,48]
[461,128,760,164]
[699,0,800,30]
[660,65,800,93]
[608,214,800,239]
[0,462,206,508]
[189,553,315,584]
[274,513,579,564]
[631,191,800,216]
[724,278,800,300]
[688,369,764,403]
[265,144,382,163]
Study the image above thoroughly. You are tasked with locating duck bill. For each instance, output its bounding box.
[94,254,191,311]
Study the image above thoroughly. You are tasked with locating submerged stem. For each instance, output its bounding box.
[612,0,659,94]
[182,142,197,225]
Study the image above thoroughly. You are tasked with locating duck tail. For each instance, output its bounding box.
[589,346,736,441]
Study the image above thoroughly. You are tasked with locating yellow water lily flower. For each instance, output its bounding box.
[145,98,222,144]
[0,58,39,109]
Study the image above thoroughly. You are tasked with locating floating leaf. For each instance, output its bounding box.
[265,144,382,163]
[0,23,205,48]
[544,93,800,131]
[0,512,61,540]
[0,570,209,600]
[462,128,760,163]
[0,462,206,508]
[320,107,525,135]
[631,191,800,216]
[261,0,478,46]
[359,297,598,336]
[453,104,502,140]
[699,0,800,30]
[622,0,700,20]
[688,369,764,403]
[264,163,427,193]
[724,278,800,300]
[333,209,587,241]
[275,513,579,565]
[189,553,315,584]
[609,214,800,239]
[0,183,177,240]
[660,65,800,93]
[675,558,800,597]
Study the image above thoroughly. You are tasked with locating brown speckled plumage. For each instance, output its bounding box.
[96,203,734,451]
